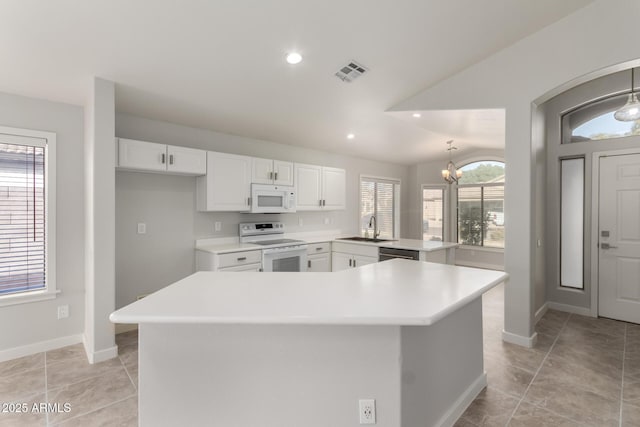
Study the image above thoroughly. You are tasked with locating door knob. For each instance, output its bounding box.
[601,243,618,249]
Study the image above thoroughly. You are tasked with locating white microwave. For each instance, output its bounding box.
[250,184,296,213]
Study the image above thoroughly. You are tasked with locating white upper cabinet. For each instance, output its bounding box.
[295,164,323,210]
[295,163,346,211]
[252,158,294,186]
[118,138,166,172]
[321,167,346,210]
[167,145,207,175]
[117,138,206,176]
[197,152,252,212]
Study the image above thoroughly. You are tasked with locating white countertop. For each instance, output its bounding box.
[196,234,458,254]
[110,259,507,326]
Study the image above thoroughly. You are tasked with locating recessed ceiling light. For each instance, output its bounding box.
[347,133,355,140]
[286,52,302,65]
[412,113,421,118]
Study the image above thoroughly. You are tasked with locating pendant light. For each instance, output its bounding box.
[614,68,640,122]
[441,140,462,184]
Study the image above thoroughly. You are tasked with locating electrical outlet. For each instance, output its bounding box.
[359,399,376,424]
[137,223,146,234]
[57,305,69,320]
[214,222,222,232]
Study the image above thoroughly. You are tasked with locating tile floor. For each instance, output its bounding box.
[1,284,639,426]
[0,331,138,426]
[456,283,640,427]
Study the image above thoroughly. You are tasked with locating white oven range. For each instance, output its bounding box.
[239,222,308,272]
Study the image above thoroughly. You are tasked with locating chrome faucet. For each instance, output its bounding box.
[368,215,380,238]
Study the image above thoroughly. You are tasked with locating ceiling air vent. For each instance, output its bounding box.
[335,60,368,83]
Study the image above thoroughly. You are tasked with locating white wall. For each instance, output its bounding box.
[0,92,85,355]
[391,0,640,344]
[114,113,410,309]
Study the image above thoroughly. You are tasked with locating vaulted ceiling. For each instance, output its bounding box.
[1,0,593,164]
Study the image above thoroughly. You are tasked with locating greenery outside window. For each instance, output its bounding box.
[456,161,504,248]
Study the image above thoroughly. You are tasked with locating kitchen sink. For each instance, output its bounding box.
[337,236,395,243]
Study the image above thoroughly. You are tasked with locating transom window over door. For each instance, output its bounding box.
[456,161,505,248]
[360,176,400,239]
[0,128,56,304]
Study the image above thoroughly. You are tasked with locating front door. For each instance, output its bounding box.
[599,153,640,324]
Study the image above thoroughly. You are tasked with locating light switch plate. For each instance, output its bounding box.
[137,223,146,234]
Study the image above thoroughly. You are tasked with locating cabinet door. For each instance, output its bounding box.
[218,263,262,272]
[322,167,346,210]
[167,146,206,175]
[252,157,274,184]
[273,160,294,186]
[118,138,166,172]
[331,252,352,272]
[197,152,252,211]
[353,255,378,268]
[307,253,331,272]
[295,163,322,210]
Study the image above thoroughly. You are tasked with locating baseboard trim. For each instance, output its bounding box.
[82,335,119,364]
[115,323,138,335]
[502,330,538,348]
[534,302,549,324]
[435,372,487,427]
[0,334,83,363]
[547,302,593,317]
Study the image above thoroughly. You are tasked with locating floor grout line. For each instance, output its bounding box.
[503,312,572,426]
[44,351,49,426]
[47,392,137,426]
[120,353,138,391]
[620,322,627,427]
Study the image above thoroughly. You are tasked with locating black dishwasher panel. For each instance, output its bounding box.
[379,247,420,262]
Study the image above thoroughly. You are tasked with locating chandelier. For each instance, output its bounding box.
[614,68,640,122]
[441,140,462,184]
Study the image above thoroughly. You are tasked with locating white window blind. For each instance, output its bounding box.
[0,142,46,295]
[360,177,399,239]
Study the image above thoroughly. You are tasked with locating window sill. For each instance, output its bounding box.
[457,245,504,254]
[0,289,60,307]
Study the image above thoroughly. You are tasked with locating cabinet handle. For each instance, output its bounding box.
[349,259,352,267]
[247,197,251,206]
[275,172,278,180]
[322,199,326,206]
[161,153,166,164]
[353,259,356,267]
[169,154,174,165]
[315,247,322,251]
[307,260,311,268]
[319,199,323,207]
[237,257,247,261]
[269,171,273,180]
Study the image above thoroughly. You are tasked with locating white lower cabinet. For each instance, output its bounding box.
[306,242,331,272]
[196,249,262,271]
[218,263,262,272]
[331,242,378,272]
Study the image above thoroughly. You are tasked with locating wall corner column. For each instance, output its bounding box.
[84,77,117,363]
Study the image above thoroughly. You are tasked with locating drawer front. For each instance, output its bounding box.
[307,242,331,255]
[217,250,262,268]
[218,263,262,272]
[331,242,379,258]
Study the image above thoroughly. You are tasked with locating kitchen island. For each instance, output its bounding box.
[110,259,507,427]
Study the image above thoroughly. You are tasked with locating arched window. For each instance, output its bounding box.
[456,161,504,248]
[562,93,640,144]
